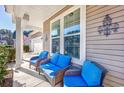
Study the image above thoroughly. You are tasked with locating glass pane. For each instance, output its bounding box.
[51,20,60,37]
[52,38,60,53]
[64,35,80,58]
[64,8,80,35]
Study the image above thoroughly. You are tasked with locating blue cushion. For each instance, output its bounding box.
[40,63,61,78]
[64,76,87,87]
[39,51,48,59]
[30,56,39,60]
[57,55,71,68]
[50,53,60,64]
[30,59,37,64]
[81,61,102,86]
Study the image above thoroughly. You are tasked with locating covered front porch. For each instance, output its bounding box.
[5,5,66,69]
[4,5,124,87]
[5,5,68,87]
[8,53,54,87]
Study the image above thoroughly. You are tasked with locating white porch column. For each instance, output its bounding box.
[15,17,23,69]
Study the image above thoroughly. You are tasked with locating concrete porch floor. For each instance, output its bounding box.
[7,53,62,87]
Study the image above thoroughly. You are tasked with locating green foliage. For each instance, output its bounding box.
[5,45,13,48]
[0,46,9,86]
[24,45,29,52]
[1,45,15,62]
[7,48,15,62]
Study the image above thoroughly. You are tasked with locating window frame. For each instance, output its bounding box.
[64,8,80,59]
[50,19,61,54]
[50,6,86,65]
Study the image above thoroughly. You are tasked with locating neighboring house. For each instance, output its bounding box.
[23,35,30,45]
[13,30,42,53]
[29,31,42,53]
[13,30,32,47]
[0,40,7,45]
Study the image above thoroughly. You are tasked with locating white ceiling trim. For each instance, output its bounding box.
[5,5,66,32]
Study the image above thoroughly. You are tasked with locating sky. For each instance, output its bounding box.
[0,5,15,32]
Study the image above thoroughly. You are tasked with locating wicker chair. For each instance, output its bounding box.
[38,53,71,86]
[29,51,48,70]
[63,60,106,87]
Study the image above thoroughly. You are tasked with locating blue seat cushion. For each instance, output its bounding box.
[81,61,102,86]
[57,55,71,68]
[64,76,87,87]
[30,59,38,64]
[50,53,60,64]
[39,51,48,59]
[40,63,62,78]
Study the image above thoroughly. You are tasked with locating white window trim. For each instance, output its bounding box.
[50,18,61,55]
[51,36,60,39]
[64,33,80,37]
[80,6,86,65]
[50,6,86,65]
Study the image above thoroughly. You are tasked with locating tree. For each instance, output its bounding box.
[0,29,14,45]
[0,46,9,86]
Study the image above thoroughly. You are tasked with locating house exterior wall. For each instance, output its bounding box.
[43,5,124,86]
[30,36,43,53]
[43,5,73,51]
[23,36,30,45]
[86,5,124,86]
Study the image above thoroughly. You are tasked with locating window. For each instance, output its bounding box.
[51,20,60,53]
[64,8,80,58]
[50,6,86,62]
[64,35,80,58]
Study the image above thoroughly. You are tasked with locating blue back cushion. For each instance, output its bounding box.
[39,51,48,59]
[50,53,60,64]
[81,60,102,86]
[57,54,71,68]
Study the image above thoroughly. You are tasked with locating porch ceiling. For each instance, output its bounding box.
[5,5,65,32]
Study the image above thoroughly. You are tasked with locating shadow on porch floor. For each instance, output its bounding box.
[7,53,63,87]
[8,60,62,87]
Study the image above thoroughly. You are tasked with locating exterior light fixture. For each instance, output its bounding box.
[23,13,29,21]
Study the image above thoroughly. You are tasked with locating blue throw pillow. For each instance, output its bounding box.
[57,54,71,68]
[81,60,102,86]
[50,53,60,64]
[39,51,48,59]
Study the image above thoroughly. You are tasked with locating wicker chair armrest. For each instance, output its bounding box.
[30,56,39,60]
[54,69,66,84]
[56,67,68,76]
[54,65,71,84]
[64,69,81,76]
[34,58,47,67]
[39,58,50,65]
[56,65,71,75]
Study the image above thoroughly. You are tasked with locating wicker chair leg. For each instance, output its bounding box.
[51,79,56,86]
[29,64,31,68]
[39,70,41,75]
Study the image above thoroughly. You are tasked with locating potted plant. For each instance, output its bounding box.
[24,45,29,52]
[0,46,13,87]
[7,47,15,63]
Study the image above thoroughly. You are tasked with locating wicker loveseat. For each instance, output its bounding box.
[38,53,71,86]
